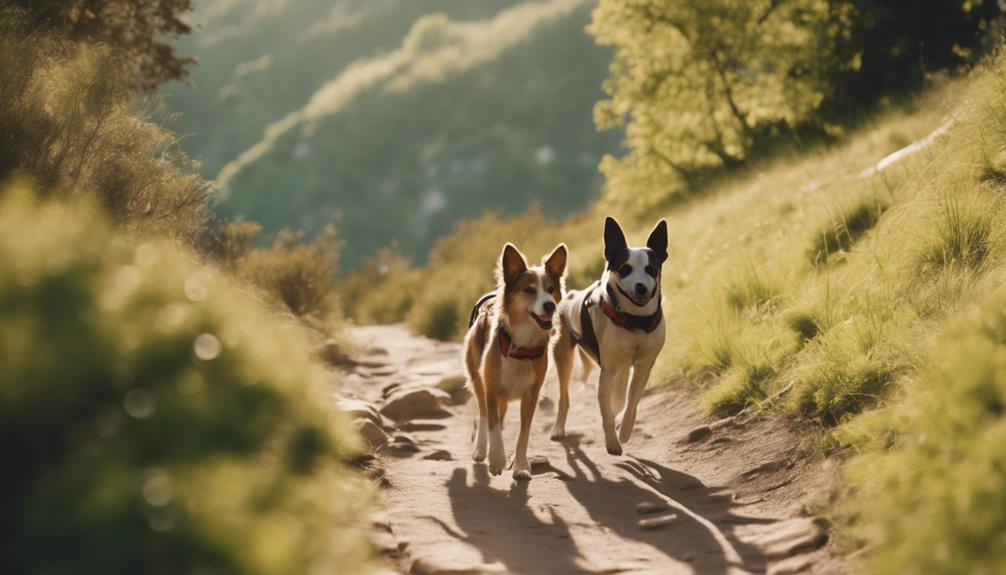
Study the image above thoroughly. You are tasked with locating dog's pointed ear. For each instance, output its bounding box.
[500,243,528,285]
[647,219,668,264]
[543,243,567,279]
[603,216,628,268]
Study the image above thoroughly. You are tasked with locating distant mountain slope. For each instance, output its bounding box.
[165,0,618,266]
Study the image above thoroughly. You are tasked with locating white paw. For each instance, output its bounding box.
[513,468,532,481]
[489,448,506,475]
[473,445,487,462]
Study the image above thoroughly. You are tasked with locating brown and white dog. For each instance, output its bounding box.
[551,217,667,455]
[464,243,567,479]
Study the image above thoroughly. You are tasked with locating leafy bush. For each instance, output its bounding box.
[235,226,342,321]
[1,0,196,90]
[0,25,211,242]
[590,0,1001,211]
[0,189,372,574]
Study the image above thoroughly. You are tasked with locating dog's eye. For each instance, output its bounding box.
[523,286,536,295]
[618,264,632,278]
[546,285,555,294]
[645,265,658,278]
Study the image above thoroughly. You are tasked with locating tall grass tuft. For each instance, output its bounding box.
[809,195,889,265]
[920,193,995,272]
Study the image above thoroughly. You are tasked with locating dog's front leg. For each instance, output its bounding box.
[618,357,655,444]
[597,367,622,455]
[513,378,543,480]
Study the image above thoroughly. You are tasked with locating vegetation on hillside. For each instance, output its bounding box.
[0,6,371,573]
[165,0,620,266]
[591,0,1000,212]
[343,2,1006,571]
[0,190,370,574]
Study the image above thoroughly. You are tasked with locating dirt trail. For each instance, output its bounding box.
[339,325,841,575]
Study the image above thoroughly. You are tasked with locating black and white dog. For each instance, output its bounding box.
[551,217,667,455]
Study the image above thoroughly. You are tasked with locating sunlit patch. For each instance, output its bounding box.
[194,333,222,361]
[124,388,156,419]
[134,243,159,268]
[184,275,208,302]
[142,468,175,507]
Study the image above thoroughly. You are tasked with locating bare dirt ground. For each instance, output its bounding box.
[338,325,843,575]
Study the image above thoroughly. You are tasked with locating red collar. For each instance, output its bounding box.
[498,328,546,360]
[600,286,662,333]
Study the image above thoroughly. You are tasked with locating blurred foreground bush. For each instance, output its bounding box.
[0,189,372,574]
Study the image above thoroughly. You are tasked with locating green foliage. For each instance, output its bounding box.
[590,0,1000,211]
[843,286,1006,574]
[1,0,196,90]
[236,226,342,321]
[0,189,372,574]
[0,26,210,242]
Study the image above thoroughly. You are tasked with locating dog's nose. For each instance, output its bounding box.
[543,301,556,314]
[634,283,647,296]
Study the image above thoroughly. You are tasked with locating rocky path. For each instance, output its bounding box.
[336,325,840,575]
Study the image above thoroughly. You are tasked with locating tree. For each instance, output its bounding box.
[2,0,195,91]
[591,0,1001,210]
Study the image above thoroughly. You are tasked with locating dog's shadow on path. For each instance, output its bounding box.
[444,465,587,574]
[442,441,773,574]
[557,439,774,574]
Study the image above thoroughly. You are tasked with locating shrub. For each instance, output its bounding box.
[845,289,1006,573]
[237,227,341,321]
[0,25,211,243]
[0,189,372,574]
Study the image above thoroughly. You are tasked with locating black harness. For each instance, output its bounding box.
[565,281,662,366]
[469,291,497,328]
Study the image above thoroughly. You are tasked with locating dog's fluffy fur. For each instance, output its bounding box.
[551,217,667,455]
[464,243,567,479]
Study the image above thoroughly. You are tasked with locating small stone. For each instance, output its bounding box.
[381,387,452,422]
[436,374,471,405]
[423,449,453,461]
[354,419,389,449]
[753,517,829,558]
[684,425,712,443]
[635,501,672,515]
[638,513,678,530]
[338,399,388,428]
[400,420,448,432]
[528,455,550,472]
[385,435,420,456]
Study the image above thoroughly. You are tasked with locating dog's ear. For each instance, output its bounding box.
[646,219,668,264]
[500,243,528,285]
[603,216,628,268]
[543,243,567,279]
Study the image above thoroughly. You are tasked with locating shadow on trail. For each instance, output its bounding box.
[444,465,586,574]
[559,440,773,574]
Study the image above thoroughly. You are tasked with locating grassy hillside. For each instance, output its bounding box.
[344,52,1006,571]
[164,0,619,266]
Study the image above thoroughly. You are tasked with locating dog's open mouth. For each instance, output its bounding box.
[528,311,553,330]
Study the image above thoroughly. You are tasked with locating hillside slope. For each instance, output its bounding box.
[164,0,619,266]
[345,55,1006,571]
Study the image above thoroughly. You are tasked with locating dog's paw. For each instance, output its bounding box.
[472,445,487,462]
[550,426,566,441]
[606,437,623,456]
[513,469,532,481]
[488,449,506,476]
